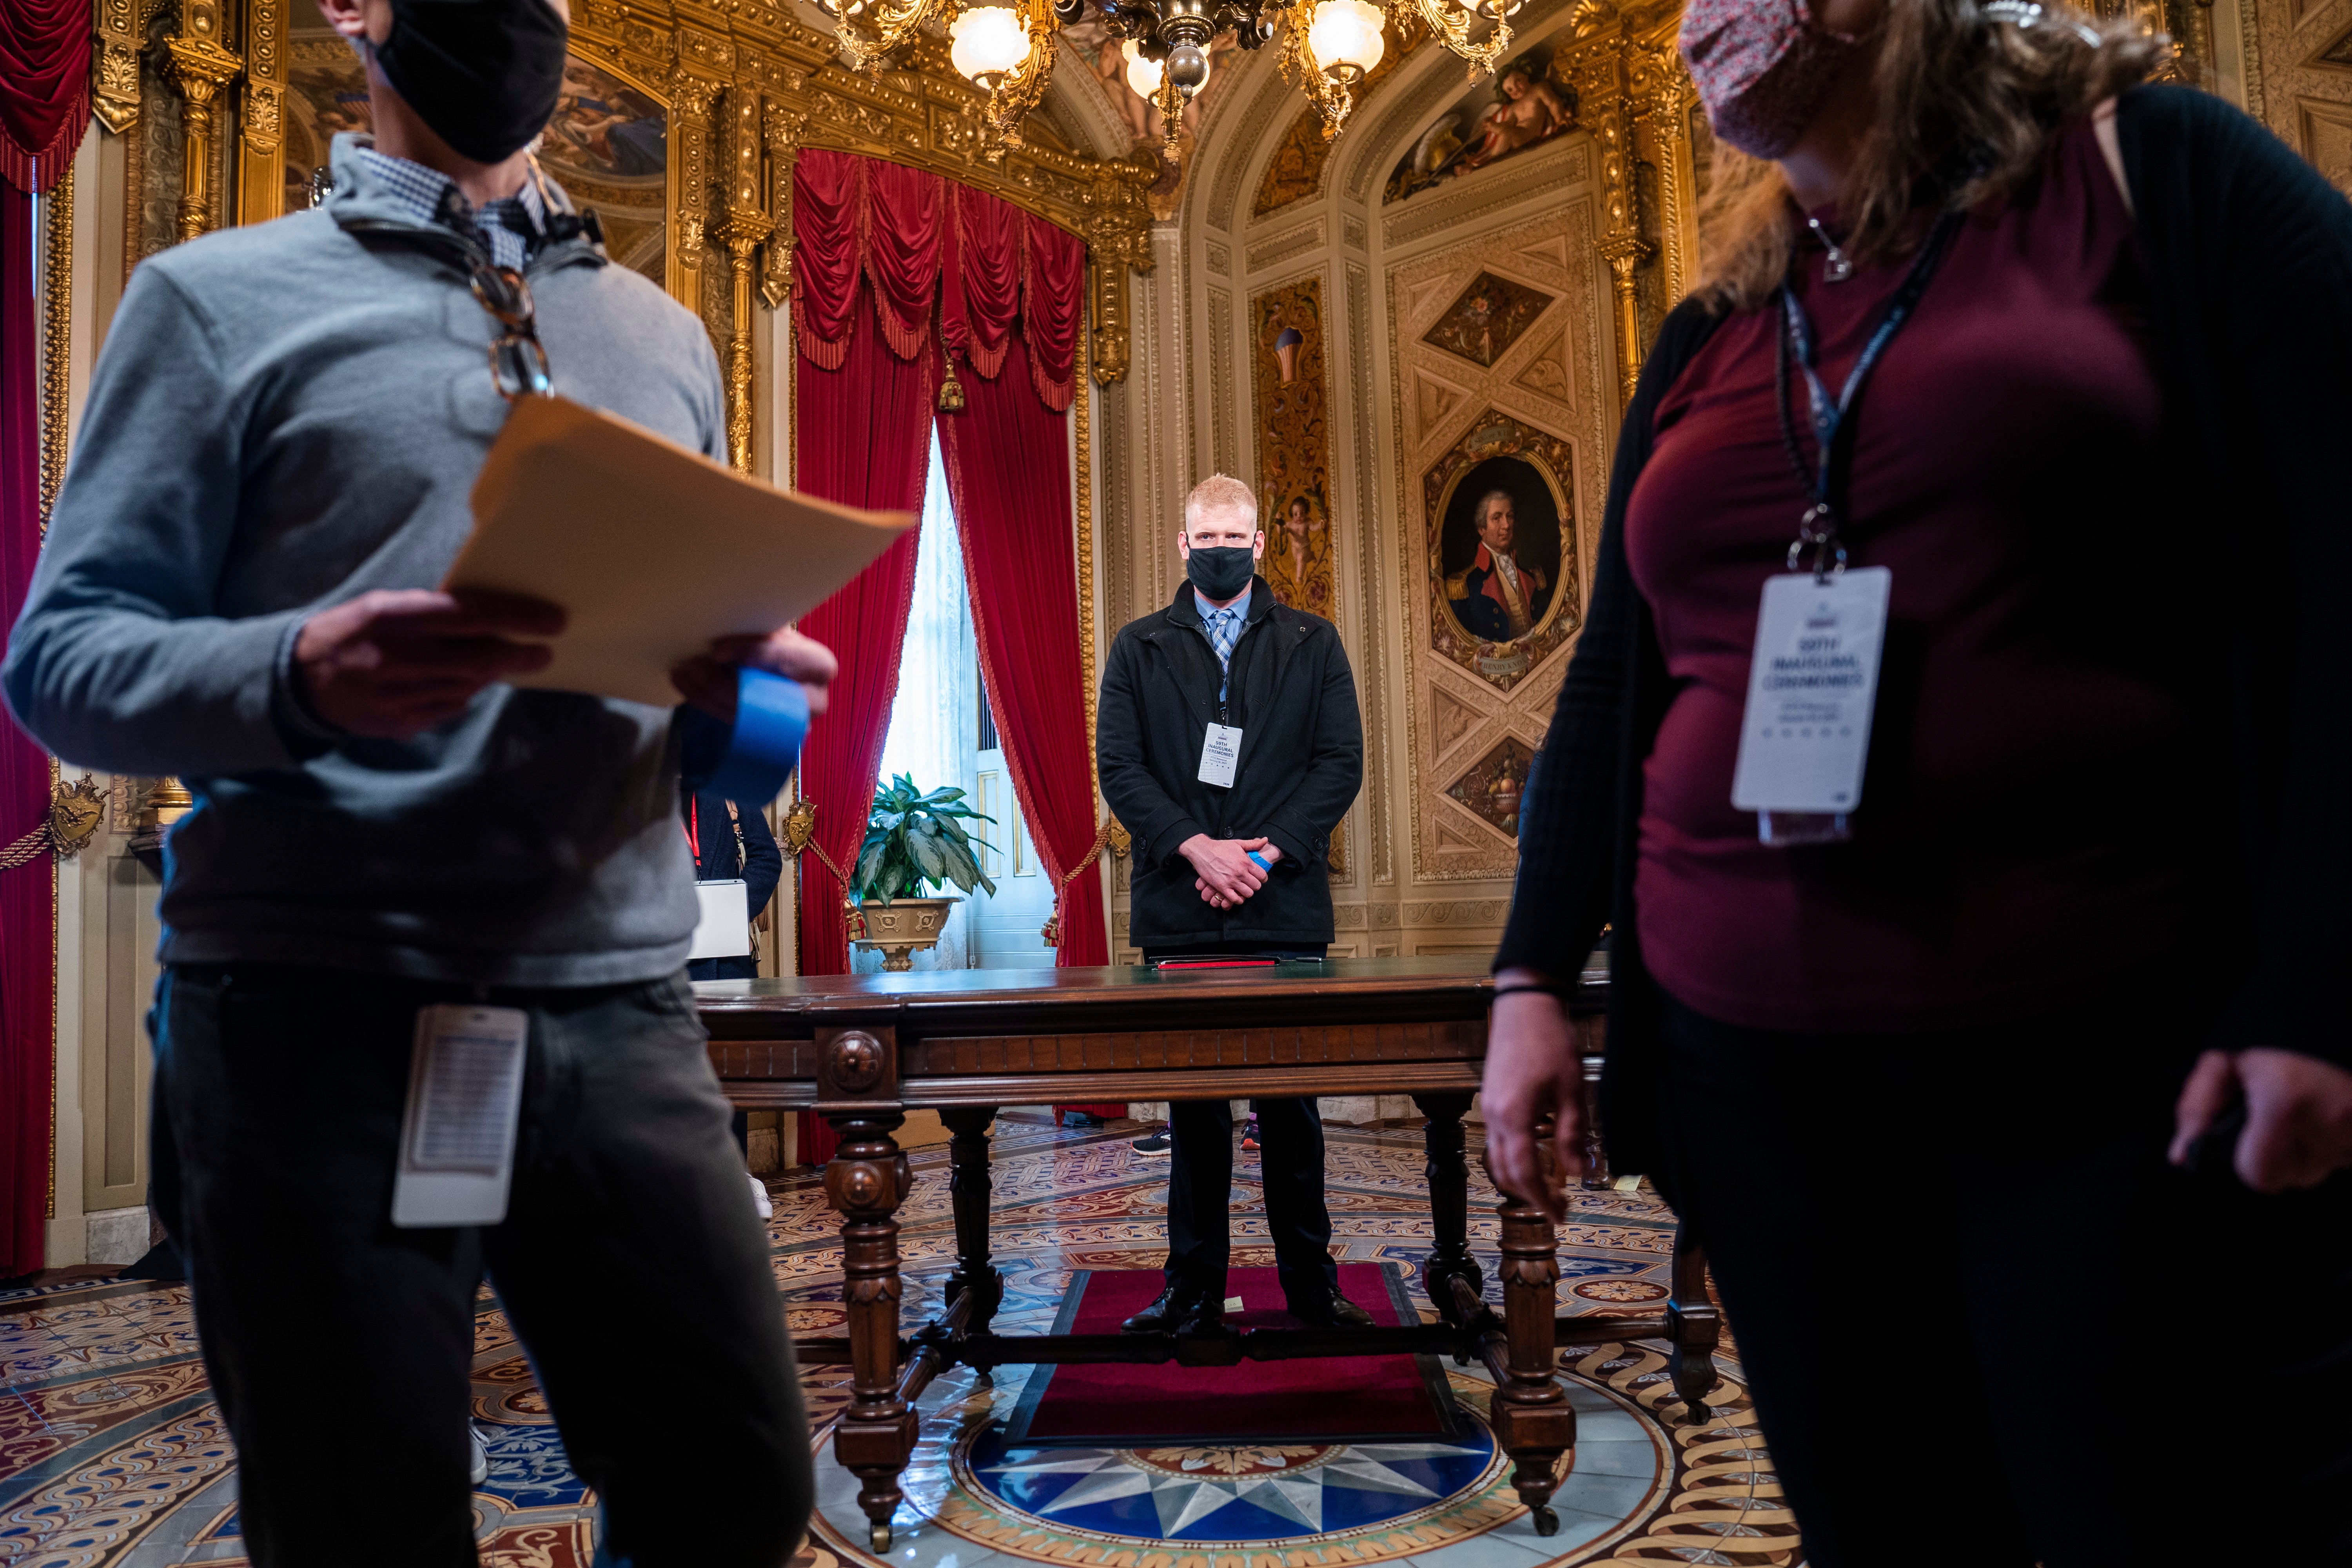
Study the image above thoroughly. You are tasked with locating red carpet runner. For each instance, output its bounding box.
[1004,1262,1461,1446]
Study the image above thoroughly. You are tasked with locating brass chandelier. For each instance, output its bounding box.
[818,0,1521,156]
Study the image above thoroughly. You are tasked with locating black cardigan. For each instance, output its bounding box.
[1493,85,2352,1174]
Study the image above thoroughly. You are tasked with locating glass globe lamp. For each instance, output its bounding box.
[949,5,1030,86]
[1121,37,1164,96]
[1307,0,1385,81]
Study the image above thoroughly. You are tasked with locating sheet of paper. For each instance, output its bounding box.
[443,396,915,708]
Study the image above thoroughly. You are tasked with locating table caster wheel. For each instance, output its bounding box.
[1531,1504,1559,1537]
[871,1521,892,1552]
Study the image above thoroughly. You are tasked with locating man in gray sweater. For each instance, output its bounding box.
[4,0,826,1562]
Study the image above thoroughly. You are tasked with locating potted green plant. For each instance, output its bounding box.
[850,775,997,971]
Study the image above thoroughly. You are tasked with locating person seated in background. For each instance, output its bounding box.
[683,787,782,983]
[682,787,784,1219]
[1096,474,1369,1334]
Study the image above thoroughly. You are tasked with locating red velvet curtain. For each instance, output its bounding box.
[936,331,1107,968]
[1,0,87,1288]
[790,152,936,1168]
[2,188,53,1276]
[787,151,1097,1161]
[0,0,89,196]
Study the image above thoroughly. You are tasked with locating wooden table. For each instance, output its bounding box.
[699,956,1719,1551]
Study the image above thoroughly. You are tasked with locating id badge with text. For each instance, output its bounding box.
[1730,567,1892,817]
[1198,722,1243,788]
[391,1004,529,1229]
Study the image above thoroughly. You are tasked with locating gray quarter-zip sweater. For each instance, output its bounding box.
[4,137,728,985]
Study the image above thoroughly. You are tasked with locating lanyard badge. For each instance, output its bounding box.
[1733,211,1960,847]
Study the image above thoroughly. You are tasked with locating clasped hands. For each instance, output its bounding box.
[1181,832,1281,910]
[292,588,837,739]
[1479,967,2352,1221]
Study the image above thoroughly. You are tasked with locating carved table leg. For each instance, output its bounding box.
[826,1107,915,1552]
[1577,1047,1612,1189]
[1412,1093,1483,1358]
[940,1106,1002,1377]
[1485,1116,1575,1535]
[1667,1223,1722,1423]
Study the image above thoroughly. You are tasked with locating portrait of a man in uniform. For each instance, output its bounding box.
[1444,478,1555,643]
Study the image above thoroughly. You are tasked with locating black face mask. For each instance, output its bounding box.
[373,0,569,165]
[1186,546,1257,603]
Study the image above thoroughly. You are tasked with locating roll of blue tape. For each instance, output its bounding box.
[701,667,809,805]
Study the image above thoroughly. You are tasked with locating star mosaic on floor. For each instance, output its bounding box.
[0,1116,1803,1566]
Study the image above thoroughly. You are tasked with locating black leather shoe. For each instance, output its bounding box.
[1287,1289,1376,1328]
[1122,1284,1222,1334]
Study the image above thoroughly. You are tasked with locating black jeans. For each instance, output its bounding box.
[1651,988,2352,1568]
[1143,944,1339,1303]
[154,964,811,1568]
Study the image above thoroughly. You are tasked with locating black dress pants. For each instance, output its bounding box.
[1651,987,2352,1568]
[1164,1096,1340,1301]
[153,964,812,1568]
[1143,943,1339,1302]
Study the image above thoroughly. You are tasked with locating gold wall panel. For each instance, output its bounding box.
[1250,274,1337,621]
[1388,201,1610,884]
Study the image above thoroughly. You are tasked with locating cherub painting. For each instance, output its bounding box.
[540,59,666,182]
[1264,493,1334,617]
[1461,61,1572,169]
[1386,39,1577,205]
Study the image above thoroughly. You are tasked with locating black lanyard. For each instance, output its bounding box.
[1772,209,1963,578]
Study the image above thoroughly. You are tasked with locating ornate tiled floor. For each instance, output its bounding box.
[0,1118,1802,1566]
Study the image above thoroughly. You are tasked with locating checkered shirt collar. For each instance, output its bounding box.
[354,148,547,272]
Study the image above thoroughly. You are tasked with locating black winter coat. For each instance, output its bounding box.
[1494,85,2352,1177]
[1097,578,1363,948]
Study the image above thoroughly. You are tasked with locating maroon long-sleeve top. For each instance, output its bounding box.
[1624,119,2205,1034]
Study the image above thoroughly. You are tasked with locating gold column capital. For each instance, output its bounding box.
[1083,154,1155,387]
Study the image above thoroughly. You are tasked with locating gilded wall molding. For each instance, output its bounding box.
[2240,0,2268,120]
[1201,42,1297,232]
[1379,135,1590,250]
[1076,308,1102,788]
[1245,216,1326,273]
[1206,284,1236,477]
[41,169,75,532]
[92,0,145,136]
[1556,0,1691,407]
[42,168,77,1225]
[236,0,285,227]
[162,0,244,244]
[1345,260,1394,884]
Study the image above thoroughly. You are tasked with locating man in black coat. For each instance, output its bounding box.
[1096,474,1368,1334]
[682,788,783,983]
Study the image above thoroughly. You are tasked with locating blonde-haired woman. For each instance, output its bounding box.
[1479,0,2352,1560]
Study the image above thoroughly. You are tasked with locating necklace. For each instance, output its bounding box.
[1806,215,1855,284]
